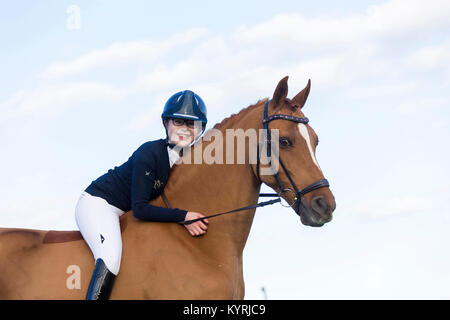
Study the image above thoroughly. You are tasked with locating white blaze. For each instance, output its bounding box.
[297,123,321,170]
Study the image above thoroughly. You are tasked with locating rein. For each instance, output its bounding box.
[162,190,281,225]
[180,197,281,225]
[165,99,330,225]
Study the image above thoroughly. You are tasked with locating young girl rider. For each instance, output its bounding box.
[75,90,209,300]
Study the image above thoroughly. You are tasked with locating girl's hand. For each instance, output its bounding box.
[183,211,209,237]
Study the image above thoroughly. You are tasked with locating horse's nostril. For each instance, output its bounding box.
[311,196,328,215]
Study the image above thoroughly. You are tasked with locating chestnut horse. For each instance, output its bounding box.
[0,76,335,299]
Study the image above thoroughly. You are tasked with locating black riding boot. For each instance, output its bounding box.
[86,258,116,300]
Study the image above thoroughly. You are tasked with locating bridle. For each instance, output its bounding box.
[178,99,330,225]
[256,100,330,212]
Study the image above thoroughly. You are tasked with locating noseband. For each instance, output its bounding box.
[256,100,330,214]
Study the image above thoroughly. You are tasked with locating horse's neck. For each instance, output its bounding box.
[164,102,264,254]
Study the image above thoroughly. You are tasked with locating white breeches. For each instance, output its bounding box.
[75,191,125,275]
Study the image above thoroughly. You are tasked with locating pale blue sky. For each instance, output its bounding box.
[0,0,449,299]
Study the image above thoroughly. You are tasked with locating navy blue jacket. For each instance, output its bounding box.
[85,138,188,222]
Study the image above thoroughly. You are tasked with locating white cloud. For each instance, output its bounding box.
[39,28,209,80]
[132,61,203,91]
[348,81,419,99]
[366,0,450,35]
[0,82,128,123]
[236,0,450,46]
[3,0,450,134]
[126,99,165,131]
[406,42,450,72]
[290,56,344,86]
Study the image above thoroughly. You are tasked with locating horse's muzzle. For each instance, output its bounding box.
[296,196,334,227]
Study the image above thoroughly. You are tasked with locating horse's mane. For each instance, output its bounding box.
[211,98,267,130]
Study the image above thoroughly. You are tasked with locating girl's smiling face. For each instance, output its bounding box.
[165,118,202,147]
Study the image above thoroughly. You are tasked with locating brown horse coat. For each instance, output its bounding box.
[0,77,335,299]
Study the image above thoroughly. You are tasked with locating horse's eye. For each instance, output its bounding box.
[279,137,292,147]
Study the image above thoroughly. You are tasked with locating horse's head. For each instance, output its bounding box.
[256,76,336,227]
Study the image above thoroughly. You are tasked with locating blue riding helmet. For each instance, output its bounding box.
[161,90,207,131]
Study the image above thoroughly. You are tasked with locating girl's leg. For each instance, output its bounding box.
[75,191,124,299]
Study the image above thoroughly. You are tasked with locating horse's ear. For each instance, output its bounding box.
[272,76,289,107]
[292,79,311,109]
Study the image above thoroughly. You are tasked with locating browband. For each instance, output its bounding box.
[263,114,309,124]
